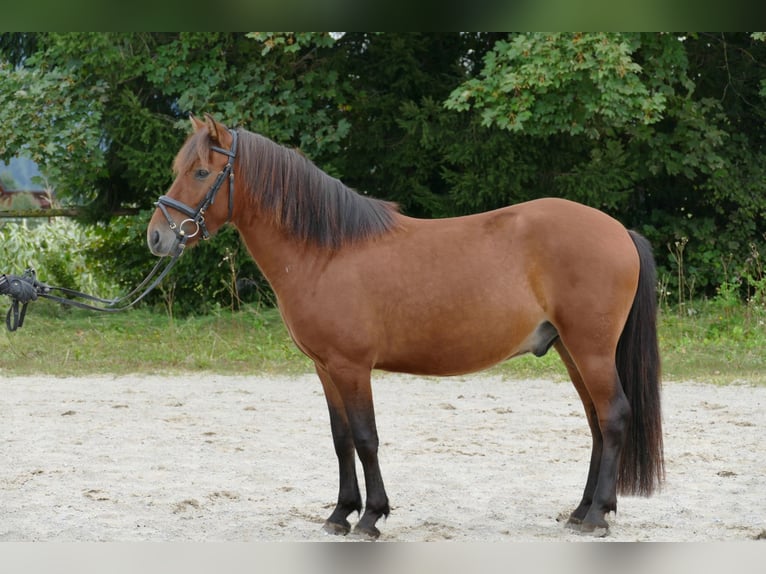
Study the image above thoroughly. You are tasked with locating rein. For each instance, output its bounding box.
[3,128,239,332]
[39,242,185,312]
[5,242,184,332]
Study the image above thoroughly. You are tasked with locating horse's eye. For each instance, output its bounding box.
[194,168,210,180]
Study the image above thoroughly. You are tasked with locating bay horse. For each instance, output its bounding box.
[147,114,664,539]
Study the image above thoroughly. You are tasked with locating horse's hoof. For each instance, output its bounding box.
[557,511,576,523]
[322,519,350,536]
[564,514,610,537]
[565,515,583,527]
[351,523,380,540]
[581,523,610,537]
[567,519,609,537]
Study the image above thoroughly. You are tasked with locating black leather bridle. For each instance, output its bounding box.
[3,129,240,330]
[155,128,238,247]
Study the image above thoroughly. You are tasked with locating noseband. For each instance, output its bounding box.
[155,128,239,251]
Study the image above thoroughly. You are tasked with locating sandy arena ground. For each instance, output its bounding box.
[1,373,764,542]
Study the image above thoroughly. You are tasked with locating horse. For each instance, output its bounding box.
[147,114,664,539]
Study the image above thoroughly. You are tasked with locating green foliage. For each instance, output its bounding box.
[327,32,503,217]
[0,218,115,294]
[0,61,107,202]
[446,33,667,137]
[397,94,549,216]
[1,32,350,212]
[1,171,16,189]
[2,32,766,310]
[145,32,350,166]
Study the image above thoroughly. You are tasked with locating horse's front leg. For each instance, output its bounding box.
[328,364,390,539]
[316,366,362,535]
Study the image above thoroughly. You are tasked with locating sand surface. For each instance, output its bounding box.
[1,373,764,542]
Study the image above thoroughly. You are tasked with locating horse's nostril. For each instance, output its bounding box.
[150,229,160,247]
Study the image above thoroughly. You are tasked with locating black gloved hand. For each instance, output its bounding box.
[0,274,38,302]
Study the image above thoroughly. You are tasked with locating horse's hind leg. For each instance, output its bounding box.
[554,341,602,526]
[556,339,630,534]
[316,366,363,535]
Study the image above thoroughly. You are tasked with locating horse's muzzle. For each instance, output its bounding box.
[147,226,177,257]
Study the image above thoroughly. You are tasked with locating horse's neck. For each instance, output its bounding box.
[233,215,326,296]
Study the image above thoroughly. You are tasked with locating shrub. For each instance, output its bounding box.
[86,212,270,316]
[0,217,115,295]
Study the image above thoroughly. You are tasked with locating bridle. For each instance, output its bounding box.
[155,127,239,251]
[3,128,241,330]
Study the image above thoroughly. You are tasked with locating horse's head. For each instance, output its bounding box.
[147,114,238,257]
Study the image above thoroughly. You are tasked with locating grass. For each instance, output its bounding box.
[0,301,312,377]
[657,301,766,385]
[1,298,764,385]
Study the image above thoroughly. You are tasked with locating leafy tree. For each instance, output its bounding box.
[445,32,766,297]
[447,33,668,137]
[327,32,521,218]
[0,33,349,211]
[0,52,107,204]
[1,171,16,190]
[2,32,765,310]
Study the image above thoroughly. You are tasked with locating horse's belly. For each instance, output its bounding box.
[375,320,550,377]
[376,345,512,376]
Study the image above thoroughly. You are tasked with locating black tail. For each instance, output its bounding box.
[615,230,665,496]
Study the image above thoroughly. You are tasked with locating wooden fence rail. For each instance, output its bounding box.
[0,208,141,218]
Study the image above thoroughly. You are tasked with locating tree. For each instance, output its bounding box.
[1,33,353,210]
[445,32,766,296]
[2,33,765,309]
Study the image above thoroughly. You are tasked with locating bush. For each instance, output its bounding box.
[0,217,115,295]
[86,211,271,316]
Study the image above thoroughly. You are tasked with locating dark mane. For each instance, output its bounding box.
[228,130,399,250]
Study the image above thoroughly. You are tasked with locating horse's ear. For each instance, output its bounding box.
[204,113,221,144]
[189,113,205,132]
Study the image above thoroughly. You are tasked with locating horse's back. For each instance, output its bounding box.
[392,197,639,302]
[358,198,638,375]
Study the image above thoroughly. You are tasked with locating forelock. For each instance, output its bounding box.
[172,130,211,175]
